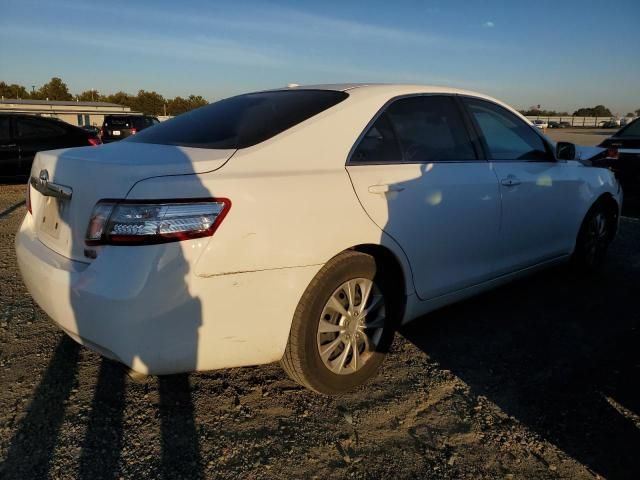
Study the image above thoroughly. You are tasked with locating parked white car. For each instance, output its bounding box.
[532,119,548,130]
[16,84,622,394]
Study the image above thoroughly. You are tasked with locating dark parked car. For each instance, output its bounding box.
[593,117,640,196]
[101,115,159,143]
[601,120,621,129]
[0,114,101,175]
[81,125,101,136]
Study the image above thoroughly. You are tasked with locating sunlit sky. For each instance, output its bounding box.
[1,0,639,113]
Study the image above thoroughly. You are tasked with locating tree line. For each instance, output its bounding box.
[520,105,639,118]
[0,77,208,116]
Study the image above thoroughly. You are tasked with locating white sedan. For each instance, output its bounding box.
[16,84,621,394]
[532,119,548,130]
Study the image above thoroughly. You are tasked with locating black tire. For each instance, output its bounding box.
[280,251,399,394]
[571,202,614,272]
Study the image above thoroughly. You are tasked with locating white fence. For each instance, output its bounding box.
[525,116,636,127]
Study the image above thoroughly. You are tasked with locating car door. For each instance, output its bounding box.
[347,95,501,300]
[462,97,577,274]
[0,116,20,174]
[15,116,71,173]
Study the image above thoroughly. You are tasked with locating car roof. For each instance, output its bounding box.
[276,82,495,98]
[0,113,73,124]
[105,114,151,118]
[271,83,518,113]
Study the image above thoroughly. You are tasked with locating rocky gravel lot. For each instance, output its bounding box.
[1,181,639,479]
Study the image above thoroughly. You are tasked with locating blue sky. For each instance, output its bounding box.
[1,0,639,113]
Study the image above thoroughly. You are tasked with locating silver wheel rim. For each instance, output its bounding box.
[316,278,386,375]
[584,212,608,264]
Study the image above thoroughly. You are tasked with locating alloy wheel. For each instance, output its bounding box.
[316,278,386,375]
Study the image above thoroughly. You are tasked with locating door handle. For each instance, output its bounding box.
[368,184,405,194]
[0,144,17,148]
[500,176,521,187]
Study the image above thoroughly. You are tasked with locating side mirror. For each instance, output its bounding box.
[556,142,576,160]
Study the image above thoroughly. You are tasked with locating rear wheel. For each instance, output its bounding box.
[572,203,614,271]
[281,251,398,394]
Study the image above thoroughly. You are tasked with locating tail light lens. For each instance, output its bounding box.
[85,198,230,245]
[130,128,138,135]
[606,147,619,160]
[88,136,102,146]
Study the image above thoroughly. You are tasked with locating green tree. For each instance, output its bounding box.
[573,105,613,117]
[626,112,635,117]
[77,90,101,102]
[35,77,73,101]
[166,94,208,116]
[132,90,165,115]
[104,91,135,108]
[0,81,30,99]
[635,108,640,117]
[187,94,208,110]
[520,108,569,116]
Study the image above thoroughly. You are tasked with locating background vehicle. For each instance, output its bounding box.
[559,121,571,128]
[16,85,621,395]
[532,119,548,130]
[595,117,640,196]
[548,121,560,128]
[601,119,621,128]
[81,125,101,136]
[0,113,101,175]
[101,114,159,143]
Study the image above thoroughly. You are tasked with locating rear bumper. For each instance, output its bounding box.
[16,214,322,374]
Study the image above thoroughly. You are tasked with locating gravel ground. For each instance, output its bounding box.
[1,181,639,480]
[545,128,613,147]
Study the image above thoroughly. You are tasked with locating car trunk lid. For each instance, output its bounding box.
[30,141,234,262]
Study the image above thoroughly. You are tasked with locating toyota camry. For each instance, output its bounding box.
[16,84,622,394]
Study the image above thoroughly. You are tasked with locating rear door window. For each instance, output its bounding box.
[464,98,550,161]
[351,95,477,164]
[386,96,477,162]
[128,90,348,149]
[351,113,402,163]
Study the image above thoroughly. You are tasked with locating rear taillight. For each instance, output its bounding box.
[88,137,102,146]
[26,182,32,215]
[130,128,138,135]
[606,147,619,160]
[85,198,230,245]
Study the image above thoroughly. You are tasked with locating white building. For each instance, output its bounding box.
[0,98,139,127]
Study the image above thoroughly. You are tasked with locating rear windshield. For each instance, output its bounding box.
[104,116,132,127]
[127,90,348,149]
[617,118,640,138]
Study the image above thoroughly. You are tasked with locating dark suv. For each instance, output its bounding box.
[594,117,640,196]
[101,115,159,143]
[1,114,101,175]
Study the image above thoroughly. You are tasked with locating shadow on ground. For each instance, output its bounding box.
[1,341,203,480]
[401,229,640,479]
